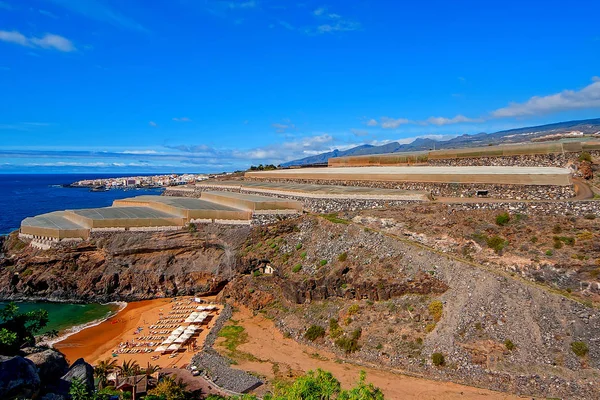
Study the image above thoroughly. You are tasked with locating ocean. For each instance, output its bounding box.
[0,173,165,336]
[0,173,164,235]
[0,301,121,337]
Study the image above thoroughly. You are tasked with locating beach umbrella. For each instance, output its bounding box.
[155,345,167,352]
[167,344,180,351]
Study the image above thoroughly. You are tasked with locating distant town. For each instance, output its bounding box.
[69,173,225,190]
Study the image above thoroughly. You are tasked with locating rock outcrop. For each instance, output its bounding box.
[0,355,41,399]
[25,348,69,387]
[0,225,249,302]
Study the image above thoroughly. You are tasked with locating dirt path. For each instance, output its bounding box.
[224,307,524,400]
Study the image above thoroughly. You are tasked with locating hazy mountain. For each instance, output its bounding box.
[281,118,600,167]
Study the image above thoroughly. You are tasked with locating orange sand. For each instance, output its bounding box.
[221,307,525,400]
[54,296,221,369]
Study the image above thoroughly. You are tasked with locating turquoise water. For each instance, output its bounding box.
[0,301,121,335]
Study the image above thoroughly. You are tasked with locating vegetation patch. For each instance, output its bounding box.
[304,325,326,341]
[292,264,302,273]
[431,352,445,366]
[504,339,515,351]
[571,341,589,357]
[486,235,507,254]
[321,213,350,224]
[217,325,256,361]
[328,318,343,339]
[495,212,511,226]
[338,252,348,262]
[334,328,362,354]
[428,300,443,322]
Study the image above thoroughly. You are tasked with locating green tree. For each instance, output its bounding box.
[273,368,341,400]
[147,376,190,400]
[117,359,141,377]
[0,302,49,355]
[94,358,118,389]
[69,377,90,400]
[339,371,385,400]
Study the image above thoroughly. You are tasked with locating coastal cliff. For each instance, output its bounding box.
[0,225,249,302]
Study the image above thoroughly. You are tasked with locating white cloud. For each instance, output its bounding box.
[31,34,76,52]
[366,119,378,126]
[173,117,191,122]
[39,9,58,18]
[492,78,600,118]
[426,115,483,126]
[313,7,326,16]
[310,6,360,34]
[272,120,296,133]
[380,117,410,129]
[0,30,76,52]
[47,0,147,32]
[351,129,369,137]
[0,31,29,46]
[149,121,157,127]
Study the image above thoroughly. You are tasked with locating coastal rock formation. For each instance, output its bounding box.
[0,355,41,399]
[25,348,68,386]
[0,225,249,302]
[59,358,94,394]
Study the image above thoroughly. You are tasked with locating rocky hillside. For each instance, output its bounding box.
[2,208,599,398]
[219,214,600,399]
[0,225,249,302]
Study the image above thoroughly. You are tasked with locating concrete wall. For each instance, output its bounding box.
[245,166,573,186]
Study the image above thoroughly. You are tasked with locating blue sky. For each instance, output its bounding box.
[0,0,599,173]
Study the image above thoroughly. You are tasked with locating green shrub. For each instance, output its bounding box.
[428,300,443,322]
[335,329,362,354]
[335,336,360,354]
[425,323,436,333]
[300,251,307,259]
[530,236,538,243]
[431,352,445,366]
[348,304,360,315]
[553,240,563,249]
[292,264,302,273]
[545,249,553,256]
[555,236,575,246]
[319,259,328,267]
[584,213,596,220]
[504,339,515,351]
[329,319,343,339]
[571,341,589,357]
[295,243,303,250]
[252,270,262,277]
[304,325,326,341]
[495,213,510,226]
[578,151,592,162]
[486,236,507,254]
[321,213,349,224]
[20,269,33,278]
[338,252,348,262]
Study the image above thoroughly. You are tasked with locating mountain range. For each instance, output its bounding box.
[281,118,600,167]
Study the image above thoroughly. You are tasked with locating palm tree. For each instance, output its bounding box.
[94,358,118,389]
[144,362,160,377]
[116,359,141,377]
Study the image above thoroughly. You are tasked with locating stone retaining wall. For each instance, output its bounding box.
[244,178,575,201]
[189,304,263,394]
[166,185,600,217]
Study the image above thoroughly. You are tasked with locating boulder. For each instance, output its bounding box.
[59,358,94,394]
[26,349,69,385]
[0,355,41,399]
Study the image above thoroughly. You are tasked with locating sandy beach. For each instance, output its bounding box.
[54,296,221,369]
[220,307,525,400]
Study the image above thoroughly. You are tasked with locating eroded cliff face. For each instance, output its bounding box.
[0,225,250,302]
